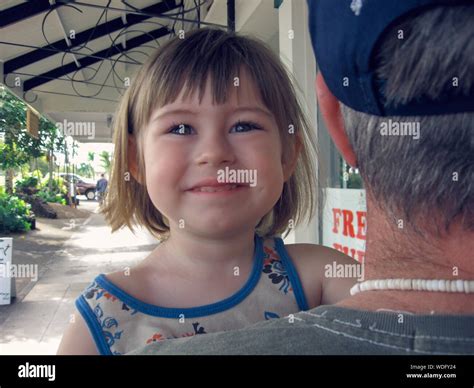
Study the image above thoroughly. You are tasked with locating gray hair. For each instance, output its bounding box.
[340,5,474,232]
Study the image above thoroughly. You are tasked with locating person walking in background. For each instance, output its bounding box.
[96,173,108,206]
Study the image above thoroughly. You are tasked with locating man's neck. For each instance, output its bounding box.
[338,196,474,314]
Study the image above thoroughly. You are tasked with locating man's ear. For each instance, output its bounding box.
[316,73,357,167]
[282,134,302,182]
[127,134,143,184]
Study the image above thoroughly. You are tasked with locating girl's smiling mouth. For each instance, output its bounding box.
[186,179,250,195]
[189,184,249,194]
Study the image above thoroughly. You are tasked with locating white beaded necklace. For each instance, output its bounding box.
[350,279,474,296]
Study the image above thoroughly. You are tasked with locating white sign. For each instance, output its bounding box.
[323,188,366,263]
[0,238,13,305]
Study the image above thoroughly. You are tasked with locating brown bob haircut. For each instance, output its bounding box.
[102,28,319,241]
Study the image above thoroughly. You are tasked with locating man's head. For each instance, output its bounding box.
[309,1,474,234]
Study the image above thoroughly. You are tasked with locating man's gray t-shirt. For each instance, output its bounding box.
[130,306,474,355]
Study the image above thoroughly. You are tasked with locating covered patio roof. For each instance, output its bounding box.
[1,0,255,143]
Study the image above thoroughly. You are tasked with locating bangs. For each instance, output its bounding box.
[158,38,249,107]
[130,28,298,140]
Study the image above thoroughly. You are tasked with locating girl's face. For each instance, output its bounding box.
[141,70,292,238]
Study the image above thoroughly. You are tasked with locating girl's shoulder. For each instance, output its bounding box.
[282,242,356,308]
[103,266,147,300]
[102,262,169,307]
[284,242,354,268]
[102,260,212,308]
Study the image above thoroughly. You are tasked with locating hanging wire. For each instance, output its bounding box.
[22,0,213,101]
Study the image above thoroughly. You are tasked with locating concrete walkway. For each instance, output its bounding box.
[0,200,156,355]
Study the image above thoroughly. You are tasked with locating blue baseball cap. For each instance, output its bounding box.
[307,0,474,116]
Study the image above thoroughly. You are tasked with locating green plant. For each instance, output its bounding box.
[39,175,67,195]
[0,192,32,233]
[99,150,111,174]
[15,176,39,193]
[31,169,43,181]
[0,86,67,194]
[76,162,95,179]
[37,190,66,205]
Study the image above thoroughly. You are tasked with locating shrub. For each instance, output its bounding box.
[37,190,66,205]
[0,192,32,233]
[31,169,43,181]
[40,175,67,195]
[15,176,39,193]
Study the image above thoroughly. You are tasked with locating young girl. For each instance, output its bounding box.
[57,28,358,355]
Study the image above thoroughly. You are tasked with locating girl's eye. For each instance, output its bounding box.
[168,123,194,135]
[167,121,262,135]
[230,121,263,133]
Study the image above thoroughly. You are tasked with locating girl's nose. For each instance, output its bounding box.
[195,133,236,166]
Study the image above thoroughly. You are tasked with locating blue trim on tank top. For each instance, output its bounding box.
[274,237,309,311]
[76,295,113,355]
[94,234,265,318]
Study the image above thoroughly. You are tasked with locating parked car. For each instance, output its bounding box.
[58,173,97,200]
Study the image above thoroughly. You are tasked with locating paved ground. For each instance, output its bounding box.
[0,199,157,355]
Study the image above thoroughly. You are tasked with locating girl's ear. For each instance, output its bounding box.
[282,134,302,182]
[127,134,143,184]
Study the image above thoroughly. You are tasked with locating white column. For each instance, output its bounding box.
[279,0,319,244]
